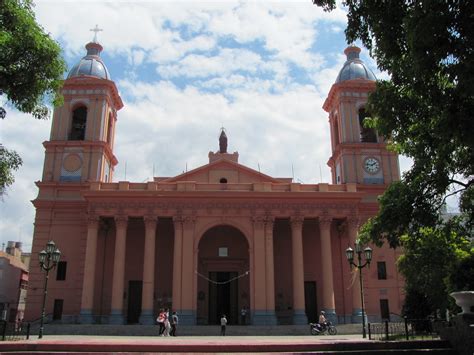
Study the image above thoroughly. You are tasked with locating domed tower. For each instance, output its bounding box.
[41,36,123,184]
[323,45,399,185]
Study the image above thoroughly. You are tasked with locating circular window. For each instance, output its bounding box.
[220,178,228,183]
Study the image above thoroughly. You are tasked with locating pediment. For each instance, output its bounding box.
[161,158,283,184]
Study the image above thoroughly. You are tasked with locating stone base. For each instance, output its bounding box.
[178,310,196,325]
[139,310,155,325]
[108,311,125,325]
[351,308,367,325]
[292,309,308,325]
[252,310,278,325]
[79,310,94,324]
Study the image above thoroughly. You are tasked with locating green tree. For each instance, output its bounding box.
[313,0,473,247]
[397,221,471,318]
[0,145,23,196]
[0,0,66,194]
[313,0,474,316]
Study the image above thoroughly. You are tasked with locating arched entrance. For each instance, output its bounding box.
[196,225,250,325]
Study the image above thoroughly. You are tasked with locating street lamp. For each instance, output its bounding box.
[38,240,61,339]
[345,240,372,338]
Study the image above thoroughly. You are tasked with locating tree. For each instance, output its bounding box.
[313,0,474,316]
[312,0,473,247]
[0,145,23,196]
[397,221,471,318]
[0,0,66,194]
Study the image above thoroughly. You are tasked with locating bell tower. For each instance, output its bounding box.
[323,45,399,185]
[41,35,123,184]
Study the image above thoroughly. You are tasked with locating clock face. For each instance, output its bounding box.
[364,157,380,174]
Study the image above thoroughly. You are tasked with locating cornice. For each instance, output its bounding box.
[62,77,123,110]
[87,200,360,217]
[43,140,118,166]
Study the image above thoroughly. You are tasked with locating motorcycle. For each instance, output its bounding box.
[309,321,338,335]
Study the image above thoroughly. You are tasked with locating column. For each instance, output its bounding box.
[139,215,157,325]
[290,216,308,325]
[109,215,128,324]
[347,217,363,323]
[251,215,267,325]
[248,244,255,322]
[319,216,337,323]
[172,216,183,314]
[79,215,100,323]
[264,216,277,325]
[180,215,196,325]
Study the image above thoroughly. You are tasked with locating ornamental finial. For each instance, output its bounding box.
[219,128,228,154]
[90,24,103,43]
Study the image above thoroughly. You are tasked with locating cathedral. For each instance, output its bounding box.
[25,37,404,326]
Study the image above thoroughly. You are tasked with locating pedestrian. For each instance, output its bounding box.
[240,306,247,325]
[164,308,171,336]
[170,311,179,336]
[156,308,165,336]
[220,314,227,336]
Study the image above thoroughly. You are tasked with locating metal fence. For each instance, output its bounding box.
[0,320,30,341]
[368,318,449,341]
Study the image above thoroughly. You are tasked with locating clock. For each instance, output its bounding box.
[364,157,380,174]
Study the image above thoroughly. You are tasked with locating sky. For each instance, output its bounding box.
[0,0,414,253]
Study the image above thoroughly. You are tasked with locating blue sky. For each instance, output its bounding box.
[1,0,410,252]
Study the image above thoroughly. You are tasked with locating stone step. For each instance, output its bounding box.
[0,338,457,354]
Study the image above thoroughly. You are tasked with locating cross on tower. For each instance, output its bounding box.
[90,24,103,43]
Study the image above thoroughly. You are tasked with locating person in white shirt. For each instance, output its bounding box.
[220,314,227,336]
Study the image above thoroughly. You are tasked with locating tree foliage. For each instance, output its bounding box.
[313,0,474,315]
[0,0,66,119]
[313,0,473,247]
[0,145,23,196]
[0,0,66,195]
[397,221,471,318]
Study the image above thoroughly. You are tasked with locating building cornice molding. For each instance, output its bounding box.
[86,200,359,218]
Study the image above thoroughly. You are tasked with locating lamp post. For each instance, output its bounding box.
[345,241,372,338]
[38,240,61,339]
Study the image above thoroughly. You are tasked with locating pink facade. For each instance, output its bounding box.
[25,42,404,325]
[0,242,29,323]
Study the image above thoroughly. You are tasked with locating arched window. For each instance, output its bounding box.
[69,106,87,141]
[359,108,377,143]
[220,178,228,183]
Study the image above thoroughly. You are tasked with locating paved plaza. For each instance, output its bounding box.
[0,334,452,354]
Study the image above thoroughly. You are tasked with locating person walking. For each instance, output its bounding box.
[240,306,247,325]
[220,314,227,336]
[157,308,165,336]
[164,308,171,336]
[170,311,179,336]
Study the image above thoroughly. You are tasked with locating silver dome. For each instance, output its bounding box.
[67,42,110,80]
[336,46,376,83]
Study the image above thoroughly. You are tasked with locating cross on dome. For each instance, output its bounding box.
[90,24,103,43]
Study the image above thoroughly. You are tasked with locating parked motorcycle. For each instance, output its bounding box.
[309,321,337,335]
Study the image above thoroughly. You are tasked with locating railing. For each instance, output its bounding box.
[0,314,56,341]
[0,320,30,341]
[368,317,450,341]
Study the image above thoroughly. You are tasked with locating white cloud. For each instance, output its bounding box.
[0,111,51,251]
[157,48,266,78]
[130,49,146,67]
